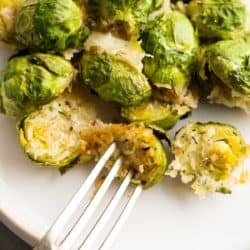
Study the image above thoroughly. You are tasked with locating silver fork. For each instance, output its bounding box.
[34,143,142,250]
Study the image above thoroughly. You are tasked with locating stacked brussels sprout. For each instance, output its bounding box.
[0,0,250,195]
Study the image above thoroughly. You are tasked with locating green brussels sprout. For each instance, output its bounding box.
[79,48,152,107]
[15,0,89,52]
[89,0,164,40]
[121,83,199,131]
[81,123,168,189]
[121,99,180,130]
[187,0,249,40]
[166,122,250,196]
[141,11,198,95]
[0,53,76,117]
[0,0,24,45]
[18,86,99,169]
[199,37,250,113]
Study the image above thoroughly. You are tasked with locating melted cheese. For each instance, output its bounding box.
[84,31,145,71]
[208,85,250,113]
[166,122,250,196]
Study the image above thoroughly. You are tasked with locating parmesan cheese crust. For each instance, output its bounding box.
[84,31,145,71]
[81,123,167,188]
[166,122,250,196]
[208,84,250,113]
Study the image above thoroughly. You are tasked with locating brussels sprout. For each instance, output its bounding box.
[122,17,199,130]
[141,11,198,95]
[81,123,168,189]
[121,84,199,131]
[0,0,24,44]
[166,122,250,196]
[15,0,89,52]
[121,99,180,130]
[18,86,99,169]
[89,0,164,40]
[199,37,250,113]
[0,53,76,117]
[187,0,248,40]
[79,48,152,106]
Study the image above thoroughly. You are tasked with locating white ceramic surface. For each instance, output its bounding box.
[1,42,250,250]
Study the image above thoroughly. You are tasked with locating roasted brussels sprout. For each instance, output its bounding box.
[141,11,198,120]
[79,48,152,106]
[121,84,199,130]
[18,86,99,169]
[0,0,24,44]
[199,37,250,113]
[121,99,180,130]
[187,0,249,40]
[81,123,168,189]
[15,0,89,52]
[166,122,250,196]
[141,11,198,92]
[89,0,164,40]
[0,53,75,117]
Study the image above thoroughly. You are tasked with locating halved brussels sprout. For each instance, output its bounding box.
[141,11,198,93]
[79,48,152,107]
[166,122,250,196]
[199,37,250,113]
[187,0,249,40]
[88,0,164,40]
[18,86,99,169]
[121,99,180,130]
[0,53,76,117]
[81,123,168,189]
[15,0,89,52]
[0,0,24,44]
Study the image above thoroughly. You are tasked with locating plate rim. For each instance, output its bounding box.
[1,200,38,246]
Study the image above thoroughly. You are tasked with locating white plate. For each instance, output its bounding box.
[1,42,250,250]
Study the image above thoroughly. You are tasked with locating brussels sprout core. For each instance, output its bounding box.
[15,0,89,52]
[166,122,250,196]
[0,53,75,117]
[18,87,99,168]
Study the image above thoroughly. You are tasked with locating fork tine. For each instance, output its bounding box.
[100,185,143,250]
[60,157,123,250]
[42,143,117,245]
[79,171,133,250]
